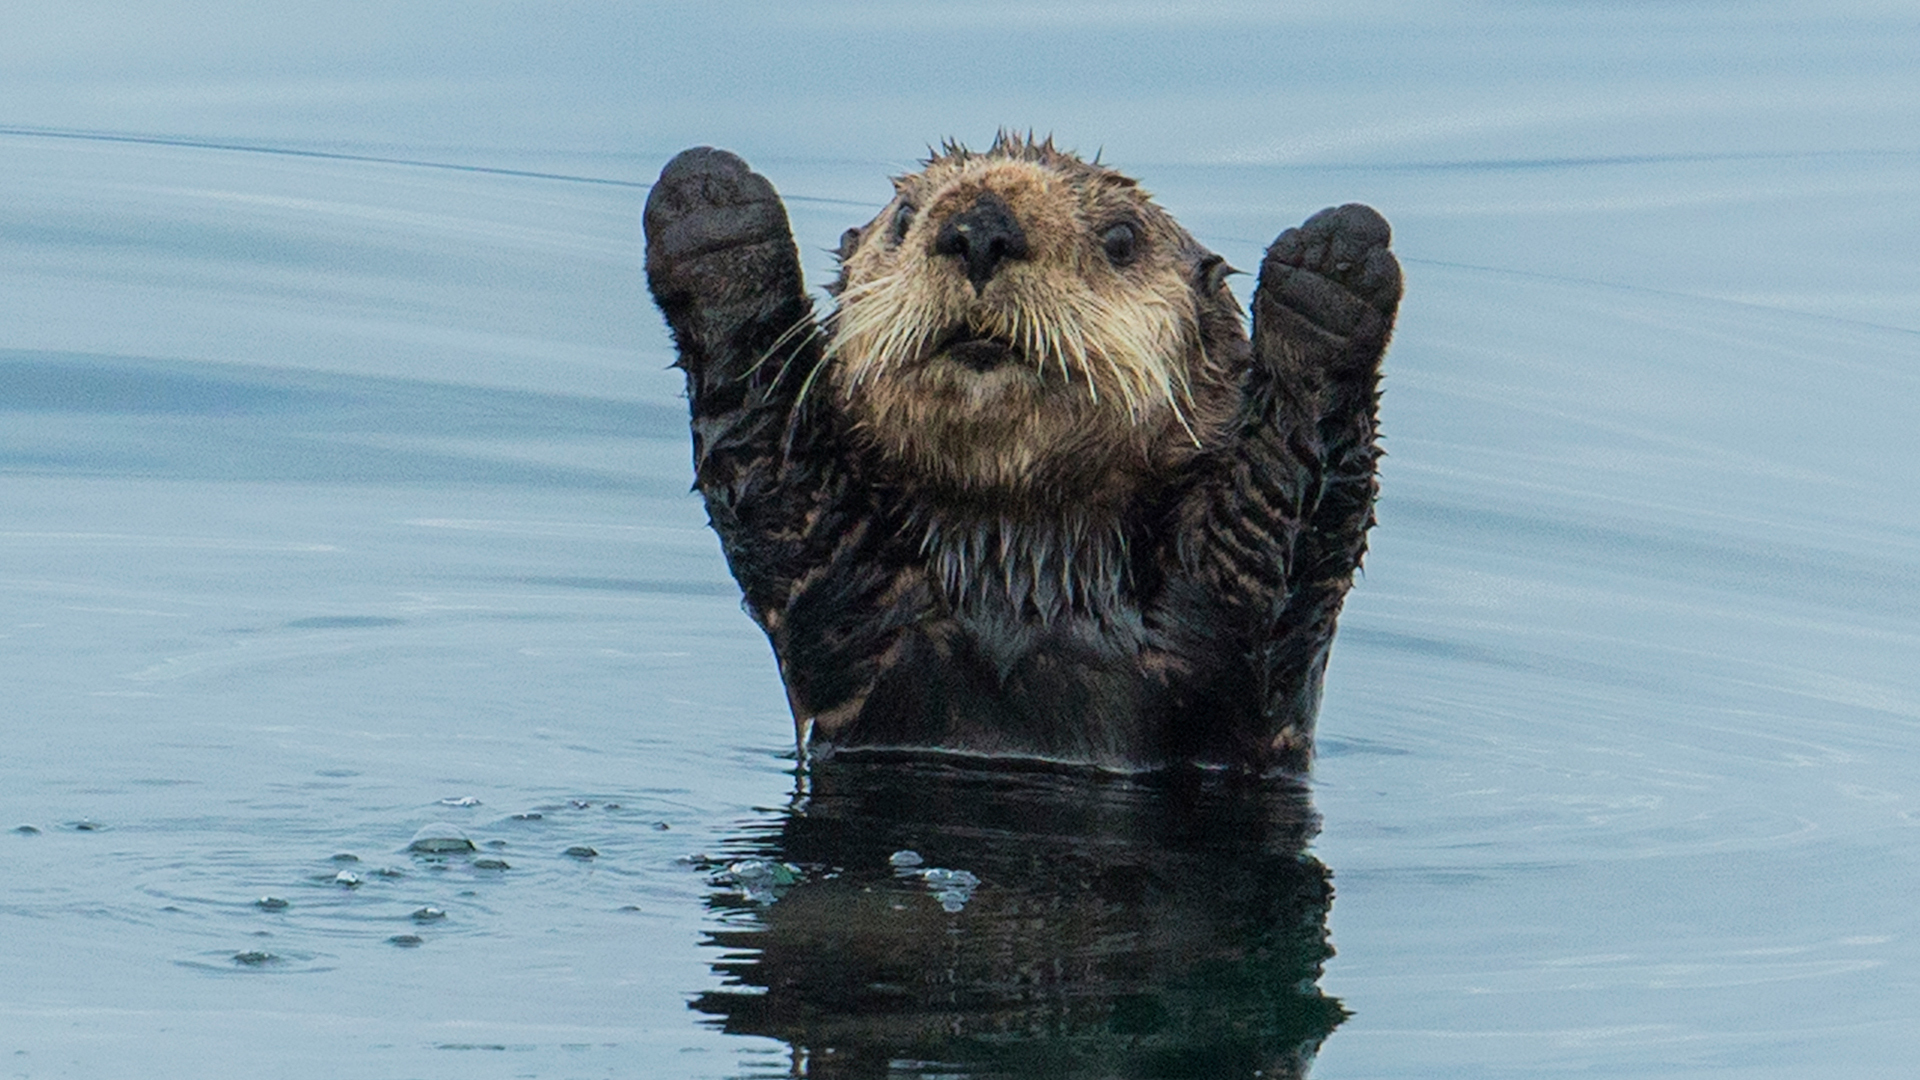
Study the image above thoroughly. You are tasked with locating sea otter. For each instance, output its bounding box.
[644,134,1400,774]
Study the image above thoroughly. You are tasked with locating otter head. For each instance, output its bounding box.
[826,135,1243,504]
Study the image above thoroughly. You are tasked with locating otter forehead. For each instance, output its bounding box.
[837,141,1191,295]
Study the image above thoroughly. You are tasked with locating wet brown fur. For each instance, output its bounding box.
[643,134,1400,774]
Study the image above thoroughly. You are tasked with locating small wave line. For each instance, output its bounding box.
[0,123,877,208]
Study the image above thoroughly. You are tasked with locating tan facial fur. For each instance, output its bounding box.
[824,136,1236,502]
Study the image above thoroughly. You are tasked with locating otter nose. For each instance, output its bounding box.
[933,193,1029,293]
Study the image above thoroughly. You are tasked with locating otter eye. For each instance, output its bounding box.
[889,202,916,243]
[1101,222,1139,266]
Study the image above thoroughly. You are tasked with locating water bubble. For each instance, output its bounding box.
[888,850,924,868]
[563,846,598,860]
[387,934,424,948]
[406,823,476,854]
[716,858,765,882]
[255,897,290,910]
[916,867,979,912]
[713,859,802,902]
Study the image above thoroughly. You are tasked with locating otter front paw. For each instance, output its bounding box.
[644,147,800,307]
[1253,204,1401,379]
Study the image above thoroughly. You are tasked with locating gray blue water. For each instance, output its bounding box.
[4,3,1918,1076]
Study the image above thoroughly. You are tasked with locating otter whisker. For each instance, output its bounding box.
[1051,309,1099,404]
[784,347,834,449]
[1021,311,1066,386]
[750,304,823,378]
[859,294,936,385]
[766,318,830,393]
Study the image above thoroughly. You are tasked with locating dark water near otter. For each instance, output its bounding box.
[4,3,1917,1077]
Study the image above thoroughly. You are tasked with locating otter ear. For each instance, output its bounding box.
[1195,252,1242,298]
[835,227,864,262]
[825,227,865,298]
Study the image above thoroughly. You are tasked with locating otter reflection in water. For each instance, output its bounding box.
[693,761,1343,1078]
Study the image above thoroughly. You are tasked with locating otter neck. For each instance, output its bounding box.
[910,498,1136,625]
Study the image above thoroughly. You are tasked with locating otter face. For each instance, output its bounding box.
[826,136,1238,500]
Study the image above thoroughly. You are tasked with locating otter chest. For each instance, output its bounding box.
[772,509,1176,766]
[825,590,1166,765]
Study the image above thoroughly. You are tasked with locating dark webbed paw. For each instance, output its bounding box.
[1254,204,1402,379]
[644,147,800,306]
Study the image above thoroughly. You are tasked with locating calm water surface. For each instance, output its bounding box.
[4,4,1918,1077]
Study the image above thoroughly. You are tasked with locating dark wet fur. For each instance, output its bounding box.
[644,143,1400,774]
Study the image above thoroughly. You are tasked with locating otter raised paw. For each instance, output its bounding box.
[644,134,1400,775]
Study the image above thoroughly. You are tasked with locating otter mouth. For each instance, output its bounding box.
[932,325,1019,372]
